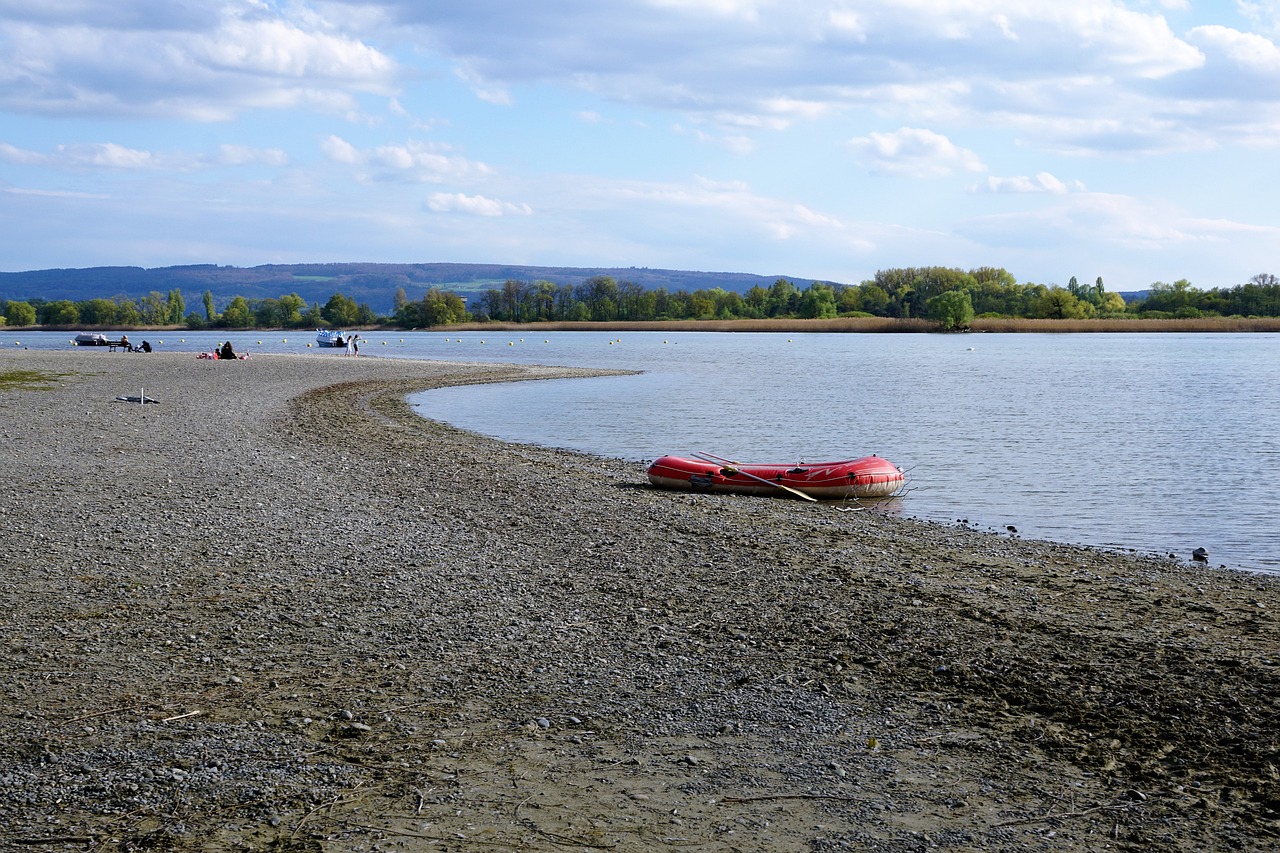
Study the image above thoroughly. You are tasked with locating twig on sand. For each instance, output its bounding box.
[65,705,149,723]
[161,710,202,722]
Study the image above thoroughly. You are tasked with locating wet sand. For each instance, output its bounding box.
[1,349,1277,851]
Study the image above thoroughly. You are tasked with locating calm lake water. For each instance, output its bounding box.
[8,329,1278,574]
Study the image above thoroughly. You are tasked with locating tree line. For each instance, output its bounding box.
[3,269,1279,331]
[428,269,1280,330]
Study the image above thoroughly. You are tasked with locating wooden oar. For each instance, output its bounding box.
[692,452,818,502]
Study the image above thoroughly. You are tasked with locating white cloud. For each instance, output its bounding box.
[320,135,362,165]
[606,174,849,245]
[646,0,766,20]
[4,186,108,200]
[975,172,1083,194]
[202,17,393,81]
[674,125,756,155]
[0,142,45,166]
[826,9,865,39]
[378,1,1206,141]
[212,144,289,167]
[426,192,531,216]
[848,128,986,178]
[956,192,1277,255]
[322,136,491,183]
[0,1,397,119]
[1188,24,1280,74]
[0,139,289,172]
[453,66,512,105]
[0,0,1257,156]
[1238,1,1280,36]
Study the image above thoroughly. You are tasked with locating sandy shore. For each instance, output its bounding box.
[1,349,1277,852]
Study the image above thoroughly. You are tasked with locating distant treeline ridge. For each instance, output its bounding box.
[2,268,1279,330]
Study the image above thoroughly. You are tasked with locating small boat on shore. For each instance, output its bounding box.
[647,452,905,500]
[315,329,347,348]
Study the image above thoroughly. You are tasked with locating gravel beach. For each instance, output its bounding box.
[2,348,1277,852]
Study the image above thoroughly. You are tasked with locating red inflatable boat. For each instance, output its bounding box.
[647,452,905,500]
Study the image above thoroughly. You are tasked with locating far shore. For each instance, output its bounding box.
[15,314,1280,335]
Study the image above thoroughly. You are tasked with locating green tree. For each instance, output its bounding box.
[79,298,119,325]
[701,287,744,320]
[577,276,619,321]
[278,293,306,327]
[253,298,286,328]
[530,281,558,321]
[688,290,715,319]
[322,293,360,326]
[4,300,36,326]
[116,300,141,326]
[501,279,528,322]
[422,288,468,326]
[853,283,890,315]
[41,300,80,325]
[618,280,647,320]
[766,278,799,316]
[797,283,838,318]
[928,290,975,330]
[1035,287,1088,319]
[394,296,423,327]
[220,296,252,328]
[1140,280,1195,314]
[203,290,217,323]
[166,289,185,324]
[554,283,577,319]
[139,291,168,325]
[478,289,504,321]
[1098,291,1127,314]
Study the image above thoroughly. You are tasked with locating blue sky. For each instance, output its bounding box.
[2,1,1278,290]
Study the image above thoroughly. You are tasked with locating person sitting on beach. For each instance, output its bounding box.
[141,341,152,353]
[120,334,130,350]
[219,341,236,360]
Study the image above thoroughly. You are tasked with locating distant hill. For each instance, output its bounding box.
[0,263,844,313]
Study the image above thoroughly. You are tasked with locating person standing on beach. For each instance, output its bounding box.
[352,335,359,357]
[345,335,354,356]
